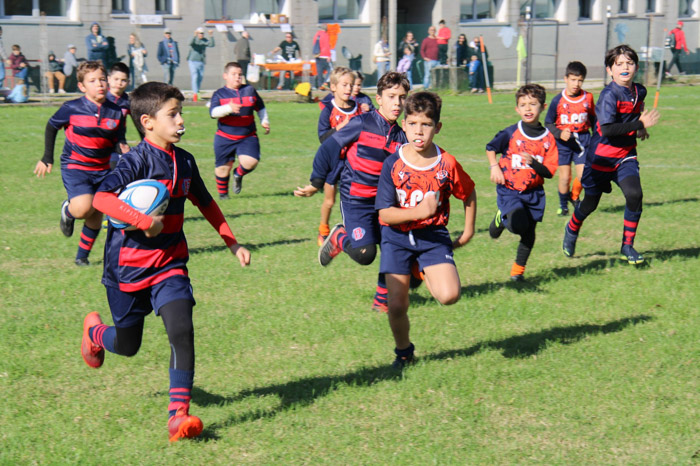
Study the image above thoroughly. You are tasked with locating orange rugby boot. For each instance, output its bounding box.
[81,312,105,368]
[168,407,204,442]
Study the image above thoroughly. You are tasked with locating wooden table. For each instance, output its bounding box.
[258,61,317,89]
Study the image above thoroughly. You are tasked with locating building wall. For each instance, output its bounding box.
[1,0,696,92]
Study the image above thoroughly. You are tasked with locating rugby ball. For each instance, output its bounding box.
[109,179,170,231]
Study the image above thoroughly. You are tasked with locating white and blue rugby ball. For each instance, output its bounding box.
[110,179,170,231]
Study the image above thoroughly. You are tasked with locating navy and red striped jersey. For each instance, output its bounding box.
[486,121,558,192]
[353,92,375,110]
[210,84,265,141]
[375,145,475,232]
[311,109,408,203]
[106,91,130,117]
[48,96,126,171]
[586,81,646,171]
[97,139,215,292]
[545,90,595,134]
[317,98,362,142]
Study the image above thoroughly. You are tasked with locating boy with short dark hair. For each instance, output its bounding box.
[376,91,476,368]
[87,81,251,442]
[486,83,558,282]
[295,71,410,312]
[545,61,596,216]
[210,61,270,199]
[563,45,660,265]
[34,61,127,266]
[315,66,362,245]
[351,71,374,112]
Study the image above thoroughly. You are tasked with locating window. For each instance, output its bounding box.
[205,0,281,20]
[520,0,555,19]
[645,0,655,12]
[678,0,691,16]
[460,0,498,20]
[579,0,591,18]
[112,0,129,14]
[618,0,628,13]
[1,0,67,16]
[156,0,172,14]
[319,0,360,21]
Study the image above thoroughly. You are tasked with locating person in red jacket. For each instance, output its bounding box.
[436,19,451,65]
[666,21,690,76]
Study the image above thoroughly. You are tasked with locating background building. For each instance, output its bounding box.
[1,0,696,92]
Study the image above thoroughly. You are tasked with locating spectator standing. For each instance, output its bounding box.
[85,22,109,65]
[127,33,148,88]
[420,26,439,89]
[398,31,418,59]
[63,44,79,91]
[235,31,251,75]
[157,29,179,85]
[270,32,301,89]
[472,36,489,90]
[373,37,391,78]
[437,20,451,65]
[312,25,332,90]
[666,21,690,76]
[187,27,215,96]
[45,51,66,93]
[454,34,470,67]
[0,26,7,88]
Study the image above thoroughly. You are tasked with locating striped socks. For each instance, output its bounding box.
[76,225,100,261]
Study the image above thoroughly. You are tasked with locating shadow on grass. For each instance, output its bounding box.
[189,238,310,255]
[597,197,698,214]
[184,210,289,223]
[193,314,651,440]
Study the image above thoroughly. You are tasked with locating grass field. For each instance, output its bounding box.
[0,85,698,464]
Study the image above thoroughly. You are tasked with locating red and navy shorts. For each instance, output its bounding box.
[496,185,547,225]
[106,274,195,328]
[61,166,111,199]
[380,226,454,275]
[214,134,260,167]
[581,158,640,196]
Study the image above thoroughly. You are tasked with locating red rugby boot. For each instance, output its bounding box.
[168,407,204,442]
[81,312,105,368]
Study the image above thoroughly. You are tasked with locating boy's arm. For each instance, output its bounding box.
[93,191,162,237]
[253,90,270,134]
[317,106,332,142]
[34,122,60,177]
[375,158,438,225]
[486,129,510,185]
[486,149,504,185]
[454,190,477,249]
[544,96,565,139]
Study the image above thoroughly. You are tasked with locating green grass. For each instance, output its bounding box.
[0,86,698,464]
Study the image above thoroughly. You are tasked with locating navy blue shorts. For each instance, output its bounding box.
[105,275,195,328]
[581,158,639,196]
[214,134,260,167]
[61,167,110,199]
[380,226,454,275]
[496,185,546,225]
[557,132,591,166]
[340,200,380,248]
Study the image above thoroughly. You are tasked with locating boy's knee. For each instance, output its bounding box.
[506,208,532,236]
[435,289,461,306]
[625,190,643,212]
[346,243,377,265]
[115,339,141,357]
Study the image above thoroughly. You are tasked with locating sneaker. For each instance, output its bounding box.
[49,89,56,94]
[219,193,229,201]
[75,258,90,267]
[665,71,672,77]
[409,261,423,290]
[168,407,203,442]
[317,233,327,247]
[232,173,243,195]
[562,225,578,258]
[557,207,569,216]
[60,200,75,237]
[489,210,505,239]
[318,223,345,266]
[570,197,581,211]
[58,89,67,94]
[620,244,644,265]
[510,274,525,283]
[81,312,105,368]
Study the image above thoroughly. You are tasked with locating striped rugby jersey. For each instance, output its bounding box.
[545,89,595,134]
[210,84,265,141]
[48,96,126,171]
[586,81,646,171]
[97,139,214,292]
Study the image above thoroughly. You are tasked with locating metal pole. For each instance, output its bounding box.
[525,3,533,84]
[553,20,559,90]
[604,6,611,85]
